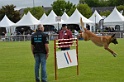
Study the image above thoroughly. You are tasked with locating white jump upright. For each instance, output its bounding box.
[54,38,79,80]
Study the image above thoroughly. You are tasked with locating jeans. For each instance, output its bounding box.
[34,53,47,82]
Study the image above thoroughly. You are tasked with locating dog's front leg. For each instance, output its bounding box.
[81,32,89,41]
[104,44,117,57]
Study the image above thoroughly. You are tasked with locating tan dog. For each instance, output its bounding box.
[80,18,118,57]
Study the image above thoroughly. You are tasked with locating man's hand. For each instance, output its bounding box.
[46,53,49,59]
[31,44,35,57]
[45,44,49,59]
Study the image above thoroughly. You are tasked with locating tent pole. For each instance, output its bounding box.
[58,23,59,32]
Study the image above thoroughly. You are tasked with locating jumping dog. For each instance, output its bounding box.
[80,18,118,57]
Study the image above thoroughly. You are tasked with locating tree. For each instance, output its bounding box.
[77,4,92,18]
[24,6,45,19]
[100,10,111,17]
[83,0,124,7]
[66,7,76,16]
[98,0,109,7]
[52,0,66,16]
[117,5,124,15]
[0,4,20,23]
[108,0,124,6]
[65,1,76,16]
[84,0,100,7]
[79,0,85,4]
[45,9,52,16]
[107,0,117,6]
[51,0,76,16]
[116,0,124,6]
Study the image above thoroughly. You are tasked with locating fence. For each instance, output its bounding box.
[0,32,123,41]
[96,32,123,38]
[0,35,31,41]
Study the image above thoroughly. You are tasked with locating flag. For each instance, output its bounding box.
[56,49,78,69]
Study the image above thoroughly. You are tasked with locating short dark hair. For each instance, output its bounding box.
[62,24,67,27]
[37,24,43,30]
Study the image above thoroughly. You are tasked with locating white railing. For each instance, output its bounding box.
[97,32,123,38]
[0,32,123,41]
[0,35,31,41]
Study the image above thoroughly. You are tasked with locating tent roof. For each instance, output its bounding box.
[0,15,15,27]
[39,13,47,22]
[41,10,64,25]
[89,10,103,23]
[63,9,93,24]
[15,11,41,26]
[61,12,69,21]
[104,7,124,23]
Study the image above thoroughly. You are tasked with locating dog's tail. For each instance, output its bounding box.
[80,17,87,31]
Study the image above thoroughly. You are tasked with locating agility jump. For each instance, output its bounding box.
[54,38,79,80]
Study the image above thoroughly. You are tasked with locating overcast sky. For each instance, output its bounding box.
[0,0,79,9]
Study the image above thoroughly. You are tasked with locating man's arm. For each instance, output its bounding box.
[31,44,34,56]
[45,44,49,59]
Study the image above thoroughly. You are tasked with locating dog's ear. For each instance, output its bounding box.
[111,34,115,38]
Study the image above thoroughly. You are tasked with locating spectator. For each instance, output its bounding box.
[74,30,79,38]
[58,24,72,50]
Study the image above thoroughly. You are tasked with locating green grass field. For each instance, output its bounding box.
[0,39,124,82]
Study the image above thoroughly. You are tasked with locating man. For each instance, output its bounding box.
[31,24,49,82]
[58,24,72,50]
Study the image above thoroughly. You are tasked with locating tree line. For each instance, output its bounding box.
[79,0,124,7]
[0,0,124,23]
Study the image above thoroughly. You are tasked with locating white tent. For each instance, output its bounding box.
[61,12,69,21]
[0,15,15,33]
[0,15,15,27]
[104,7,124,31]
[89,10,103,23]
[39,13,47,22]
[104,7,124,23]
[22,14,26,19]
[41,10,64,25]
[63,9,93,24]
[15,11,41,26]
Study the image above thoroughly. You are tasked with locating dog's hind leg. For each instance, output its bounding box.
[104,44,117,57]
